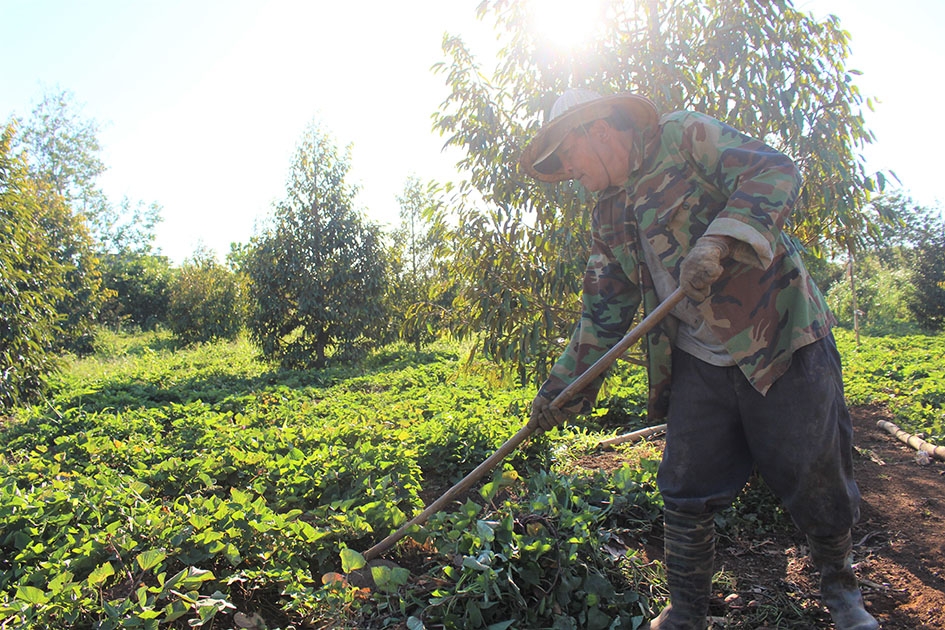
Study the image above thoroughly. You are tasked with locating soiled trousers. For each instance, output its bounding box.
[657,334,861,537]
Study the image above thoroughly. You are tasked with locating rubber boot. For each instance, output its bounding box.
[808,532,879,629]
[647,509,716,630]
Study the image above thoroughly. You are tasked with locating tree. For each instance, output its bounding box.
[19,89,166,335]
[909,218,945,332]
[167,247,246,344]
[863,191,943,255]
[96,197,170,331]
[246,123,388,368]
[388,177,453,351]
[18,88,106,215]
[826,254,915,334]
[431,0,888,384]
[0,124,67,407]
[95,196,163,256]
[17,89,164,253]
[16,89,116,351]
[35,176,105,353]
[823,191,944,334]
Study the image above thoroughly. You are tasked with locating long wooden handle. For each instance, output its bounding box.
[361,288,685,562]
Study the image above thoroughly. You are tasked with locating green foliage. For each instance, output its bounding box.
[16,89,164,259]
[432,0,887,385]
[35,177,106,355]
[0,124,67,407]
[17,88,106,210]
[821,192,945,334]
[13,88,110,354]
[388,177,455,351]
[910,225,945,332]
[246,123,389,368]
[861,191,941,254]
[826,254,917,335]
[414,466,659,629]
[0,330,658,628]
[836,329,945,442]
[99,251,174,330]
[1,327,940,627]
[167,248,246,344]
[94,196,163,256]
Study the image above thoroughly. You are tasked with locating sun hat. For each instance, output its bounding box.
[520,88,659,183]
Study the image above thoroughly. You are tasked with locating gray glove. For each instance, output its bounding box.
[528,394,578,433]
[679,235,731,302]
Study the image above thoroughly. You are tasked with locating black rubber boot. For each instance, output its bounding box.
[808,532,880,629]
[647,509,715,630]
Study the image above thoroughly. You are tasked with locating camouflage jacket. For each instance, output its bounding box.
[538,111,836,420]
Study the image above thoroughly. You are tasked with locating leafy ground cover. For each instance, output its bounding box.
[836,328,945,442]
[0,328,942,628]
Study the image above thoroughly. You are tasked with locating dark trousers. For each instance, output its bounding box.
[657,334,861,537]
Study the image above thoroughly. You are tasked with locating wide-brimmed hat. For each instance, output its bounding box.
[520,88,659,183]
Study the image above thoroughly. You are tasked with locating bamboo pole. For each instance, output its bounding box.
[598,424,667,449]
[876,419,945,462]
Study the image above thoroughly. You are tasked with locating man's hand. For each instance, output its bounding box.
[679,235,731,302]
[528,394,578,433]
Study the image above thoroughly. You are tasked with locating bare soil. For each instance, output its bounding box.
[655,404,945,629]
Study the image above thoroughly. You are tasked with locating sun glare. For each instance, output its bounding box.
[532,0,604,51]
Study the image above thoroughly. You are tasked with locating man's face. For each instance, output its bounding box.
[555,125,611,192]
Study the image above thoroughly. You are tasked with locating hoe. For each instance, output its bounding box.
[345,288,685,580]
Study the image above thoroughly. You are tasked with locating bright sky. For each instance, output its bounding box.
[2,0,942,265]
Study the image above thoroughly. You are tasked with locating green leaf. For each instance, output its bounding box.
[136,549,167,572]
[223,543,242,567]
[370,564,392,590]
[177,567,216,590]
[586,606,613,630]
[163,600,190,623]
[12,530,30,550]
[462,555,489,571]
[370,564,410,593]
[465,599,484,627]
[340,548,366,573]
[476,519,496,543]
[230,487,252,504]
[88,561,116,587]
[47,570,74,594]
[15,586,48,605]
[390,566,410,586]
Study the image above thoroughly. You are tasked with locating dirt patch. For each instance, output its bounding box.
[843,405,945,629]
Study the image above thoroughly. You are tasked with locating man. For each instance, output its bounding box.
[519,89,878,630]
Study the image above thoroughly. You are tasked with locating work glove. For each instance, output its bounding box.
[528,394,579,434]
[679,235,731,302]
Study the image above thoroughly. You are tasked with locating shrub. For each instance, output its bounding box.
[99,252,174,330]
[167,249,246,344]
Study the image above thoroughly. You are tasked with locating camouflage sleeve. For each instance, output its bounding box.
[538,213,642,413]
[668,111,803,269]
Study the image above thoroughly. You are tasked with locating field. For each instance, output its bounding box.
[1,328,943,629]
